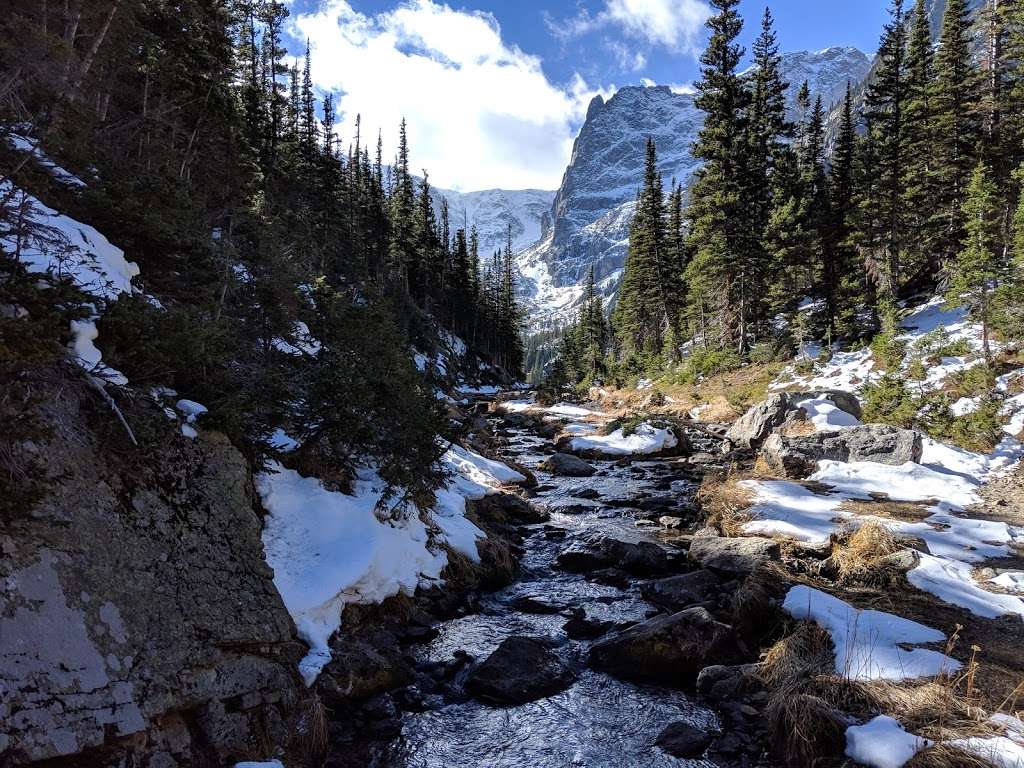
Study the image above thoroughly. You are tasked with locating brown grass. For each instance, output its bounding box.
[697,474,756,536]
[830,522,908,585]
[764,683,848,768]
[905,744,992,768]
[759,622,834,687]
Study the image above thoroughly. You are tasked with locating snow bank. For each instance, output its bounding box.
[259,466,447,685]
[812,460,980,509]
[547,403,599,417]
[951,715,1024,768]
[845,716,931,768]
[569,423,678,457]
[992,572,1024,593]
[741,480,845,544]
[259,444,523,684]
[442,444,526,499]
[783,585,961,681]
[7,132,87,188]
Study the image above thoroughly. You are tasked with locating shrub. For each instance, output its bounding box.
[679,347,742,383]
[861,374,918,428]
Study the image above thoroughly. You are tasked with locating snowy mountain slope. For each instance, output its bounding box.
[431,186,555,256]
[518,47,872,333]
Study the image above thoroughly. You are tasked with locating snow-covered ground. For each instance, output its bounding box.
[257,444,526,685]
[746,297,1024,622]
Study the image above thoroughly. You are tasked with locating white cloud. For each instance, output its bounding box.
[293,0,605,191]
[550,0,711,56]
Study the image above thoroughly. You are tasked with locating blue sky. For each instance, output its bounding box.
[286,0,889,191]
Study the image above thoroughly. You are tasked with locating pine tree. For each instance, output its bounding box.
[741,7,790,342]
[300,41,318,154]
[684,0,749,352]
[931,0,982,277]
[615,138,674,362]
[947,162,1004,358]
[854,0,910,297]
[904,0,938,264]
[828,83,868,337]
[388,119,415,289]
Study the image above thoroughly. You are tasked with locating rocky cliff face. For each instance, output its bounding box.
[1,368,305,766]
[517,47,872,334]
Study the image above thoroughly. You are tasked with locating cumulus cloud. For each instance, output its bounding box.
[292,0,605,191]
[549,0,711,56]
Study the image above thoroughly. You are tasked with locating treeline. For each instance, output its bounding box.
[554,0,1024,388]
[1,0,522,495]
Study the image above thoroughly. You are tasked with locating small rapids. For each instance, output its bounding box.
[378,422,723,767]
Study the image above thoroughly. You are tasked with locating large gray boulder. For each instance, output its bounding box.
[688,535,781,574]
[589,607,738,687]
[1,379,303,767]
[540,452,596,477]
[724,391,862,451]
[466,637,575,706]
[760,425,923,479]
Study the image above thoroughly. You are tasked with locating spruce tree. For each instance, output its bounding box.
[854,0,910,297]
[947,162,1004,358]
[828,83,867,337]
[904,0,938,264]
[931,0,981,277]
[684,0,749,352]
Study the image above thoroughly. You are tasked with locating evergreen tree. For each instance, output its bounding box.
[853,0,910,297]
[615,138,675,362]
[684,0,749,351]
[947,162,1004,358]
[904,0,938,264]
[828,83,868,337]
[931,0,982,277]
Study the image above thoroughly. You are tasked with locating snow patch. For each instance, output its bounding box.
[845,716,932,768]
[569,423,677,457]
[783,585,961,681]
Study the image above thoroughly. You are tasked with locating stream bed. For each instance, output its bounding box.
[378,419,733,768]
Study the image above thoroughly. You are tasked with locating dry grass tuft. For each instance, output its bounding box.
[831,522,907,585]
[905,744,992,768]
[698,474,756,536]
[764,684,848,768]
[290,692,329,765]
[759,623,834,688]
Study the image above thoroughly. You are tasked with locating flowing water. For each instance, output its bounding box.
[380,420,725,768]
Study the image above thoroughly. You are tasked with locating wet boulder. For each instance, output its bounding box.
[540,453,597,477]
[760,425,923,479]
[465,637,575,706]
[640,570,724,611]
[688,534,780,574]
[556,535,677,577]
[471,492,549,525]
[656,721,715,758]
[589,607,738,687]
[695,663,762,702]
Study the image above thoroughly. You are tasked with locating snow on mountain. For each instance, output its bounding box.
[517,47,872,334]
[431,187,555,256]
